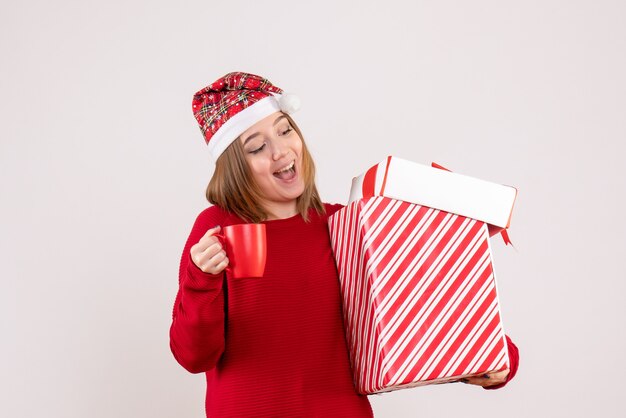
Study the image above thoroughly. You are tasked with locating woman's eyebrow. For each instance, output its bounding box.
[272,114,287,126]
[242,115,288,145]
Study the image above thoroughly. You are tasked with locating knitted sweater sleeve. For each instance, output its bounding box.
[169,206,226,374]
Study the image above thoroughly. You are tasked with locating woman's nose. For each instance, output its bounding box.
[271,141,289,160]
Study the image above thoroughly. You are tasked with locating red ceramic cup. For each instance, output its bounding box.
[216,224,267,279]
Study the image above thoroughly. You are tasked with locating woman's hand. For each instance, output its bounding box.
[460,368,510,388]
[190,226,229,275]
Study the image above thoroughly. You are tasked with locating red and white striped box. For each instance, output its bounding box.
[328,156,517,394]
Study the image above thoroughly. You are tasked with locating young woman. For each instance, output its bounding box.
[169,72,519,417]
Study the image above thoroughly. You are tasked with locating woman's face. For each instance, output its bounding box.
[239,111,305,217]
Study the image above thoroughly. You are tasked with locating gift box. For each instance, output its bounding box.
[328,156,517,394]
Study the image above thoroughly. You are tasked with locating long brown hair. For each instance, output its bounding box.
[206,113,324,223]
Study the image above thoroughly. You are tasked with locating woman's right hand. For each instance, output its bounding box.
[190,226,230,274]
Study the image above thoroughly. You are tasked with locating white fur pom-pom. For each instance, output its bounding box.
[278,93,301,114]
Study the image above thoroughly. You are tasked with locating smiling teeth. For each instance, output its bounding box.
[275,161,295,173]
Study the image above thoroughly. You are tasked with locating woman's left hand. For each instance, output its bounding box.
[460,368,509,387]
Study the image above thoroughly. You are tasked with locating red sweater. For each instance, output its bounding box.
[169,204,518,417]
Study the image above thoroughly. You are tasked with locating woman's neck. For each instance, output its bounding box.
[263,201,298,220]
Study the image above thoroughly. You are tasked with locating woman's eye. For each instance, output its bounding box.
[281,127,293,135]
[250,143,266,154]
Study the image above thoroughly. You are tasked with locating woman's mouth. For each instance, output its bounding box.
[273,161,296,181]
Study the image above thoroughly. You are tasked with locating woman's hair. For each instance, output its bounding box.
[206,113,325,223]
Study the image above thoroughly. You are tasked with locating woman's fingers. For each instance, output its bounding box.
[197,226,222,249]
[460,368,510,387]
[486,369,510,383]
[193,247,229,274]
[462,376,490,386]
[201,240,224,259]
[190,226,229,274]
[213,256,230,272]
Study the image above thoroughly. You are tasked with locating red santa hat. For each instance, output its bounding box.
[192,71,301,160]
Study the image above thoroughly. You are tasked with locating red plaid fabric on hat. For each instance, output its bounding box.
[192,72,285,159]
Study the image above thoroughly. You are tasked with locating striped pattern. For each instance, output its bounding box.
[328,196,509,394]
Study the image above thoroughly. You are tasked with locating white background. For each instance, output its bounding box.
[2,1,624,417]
